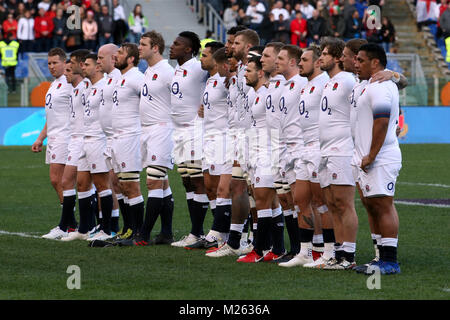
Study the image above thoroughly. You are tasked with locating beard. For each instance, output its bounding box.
[114,59,128,70]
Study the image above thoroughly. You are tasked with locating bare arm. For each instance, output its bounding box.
[370,70,408,90]
[31,121,47,152]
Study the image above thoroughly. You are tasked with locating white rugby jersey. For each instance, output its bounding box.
[45,75,72,141]
[265,74,286,132]
[170,57,208,128]
[84,78,107,139]
[235,61,253,129]
[319,71,356,157]
[298,72,329,145]
[140,59,174,126]
[350,78,368,141]
[100,68,121,137]
[112,67,145,137]
[227,75,238,129]
[280,74,308,152]
[69,79,91,138]
[203,73,228,133]
[251,85,268,130]
[355,79,401,167]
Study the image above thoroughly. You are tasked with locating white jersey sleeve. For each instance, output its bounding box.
[355,79,401,167]
[45,75,72,142]
[203,73,229,133]
[298,72,329,145]
[84,78,107,139]
[112,67,145,137]
[100,68,121,137]
[140,59,174,126]
[170,58,208,127]
[319,71,356,157]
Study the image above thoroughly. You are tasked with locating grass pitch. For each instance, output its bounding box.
[0,145,449,300]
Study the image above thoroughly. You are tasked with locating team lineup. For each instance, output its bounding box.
[31,26,407,275]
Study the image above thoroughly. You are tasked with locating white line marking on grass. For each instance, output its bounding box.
[398,182,450,188]
[0,230,42,239]
[394,201,450,209]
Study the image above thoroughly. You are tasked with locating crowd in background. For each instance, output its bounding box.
[0,0,149,54]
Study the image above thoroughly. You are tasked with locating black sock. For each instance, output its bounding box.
[299,228,314,243]
[99,193,113,235]
[91,191,101,227]
[381,246,397,263]
[187,197,195,231]
[255,216,271,256]
[344,251,355,263]
[227,230,241,249]
[58,193,77,231]
[129,199,144,236]
[242,216,250,234]
[271,214,285,255]
[141,196,163,241]
[111,214,120,233]
[334,243,343,260]
[284,214,300,254]
[212,204,232,233]
[190,198,209,237]
[322,228,336,243]
[118,198,129,231]
[78,195,92,234]
[160,193,174,237]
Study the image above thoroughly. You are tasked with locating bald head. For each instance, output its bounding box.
[97,44,119,73]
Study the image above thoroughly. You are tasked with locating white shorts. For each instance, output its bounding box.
[203,132,229,166]
[352,164,359,183]
[172,126,203,164]
[225,128,238,165]
[112,135,142,173]
[203,162,233,176]
[251,165,275,189]
[295,143,321,183]
[318,156,355,188]
[45,138,68,165]
[78,138,110,173]
[141,124,174,169]
[105,136,114,171]
[358,163,402,198]
[235,129,249,168]
[66,136,83,167]
[284,149,300,186]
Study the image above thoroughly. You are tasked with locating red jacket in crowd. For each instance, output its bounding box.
[2,19,18,39]
[34,15,54,39]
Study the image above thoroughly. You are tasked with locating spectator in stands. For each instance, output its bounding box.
[273,13,291,43]
[327,2,345,39]
[343,9,362,40]
[17,9,34,53]
[98,4,114,47]
[0,32,19,93]
[45,3,57,20]
[344,0,357,20]
[82,10,98,51]
[23,0,36,16]
[271,0,290,21]
[291,2,302,20]
[437,0,449,38]
[3,12,17,39]
[237,8,252,28]
[34,7,53,52]
[355,0,368,19]
[245,0,266,31]
[91,0,101,20]
[112,0,127,45]
[290,10,308,48]
[16,2,26,19]
[380,16,395,52]
[416,0,439,31]
[440,5,450,62]
[128,3,148,44]
[53,7,67,51]
[307,9,327,45]
[300,0,315,20]
[224,0,239,29]
[37,0,51,12]
[259,12,275,45]
[0,1,8,26]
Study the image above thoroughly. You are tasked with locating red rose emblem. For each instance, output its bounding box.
[332,83,338,91]
[152,74,158,81]
[151,155,156,161]
[332,173,337,180]
[121,162,126,168]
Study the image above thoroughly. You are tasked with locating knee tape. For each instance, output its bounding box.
[187,161,203,178]
[117,171,140,182]
[274,181,290,195]
[146,165,168,181]
[232,166,245,180]
[177,164,189,178]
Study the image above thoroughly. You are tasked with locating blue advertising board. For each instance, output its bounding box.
[0,106,449,145]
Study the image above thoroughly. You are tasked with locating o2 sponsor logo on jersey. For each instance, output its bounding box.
[112,90,118,106]
[321,96,331,115]
[279,97,287,114]
[265,95,274,113]
[299,100,309,118]
[203,92,210,109]
[387,182,394,191]
[142,84,153,101]
[69,96,75,118]
[171,82,183,99]
[45,93,53,109]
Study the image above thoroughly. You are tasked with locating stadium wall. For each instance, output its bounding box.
[0,107,449,145]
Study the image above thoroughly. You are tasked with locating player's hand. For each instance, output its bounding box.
[31,139,43,153]
[396,125,401,137]
[198,105,204,118]
[370,70,393,83]
[360,155,373,173]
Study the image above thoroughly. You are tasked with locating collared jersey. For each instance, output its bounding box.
[170,57,208,127]
[69,79,91,138]
[84,77,107,139]
[298,72,329,145]
[319,71,356,157]
[140,59,174,126]
[280,74,308,148]
[203,73,228,132]
[45,75,72,141]
[100,68,121,137]
[355,79,401,166]
[112,67,145,137]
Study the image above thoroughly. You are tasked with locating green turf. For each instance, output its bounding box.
[0,145,449,300]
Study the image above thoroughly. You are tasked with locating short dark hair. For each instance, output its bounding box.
[235,29,260,47]
[248,55,263,71]
[227,25,247,36]
[320,37,345,60]
[70,49,91,63]
[121,42,140,66]
[84,53,98,63]
[281,44,303,65]
[304,45,322,62]
[358,43,387,68]
[179,31,201,57]
[205,41,225,55]
[265,42,285,55]
[345,38,368,56]
[142,30,165,55]
[248,45,264,58]
[48,47,66,61]
[212,47,228,64]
